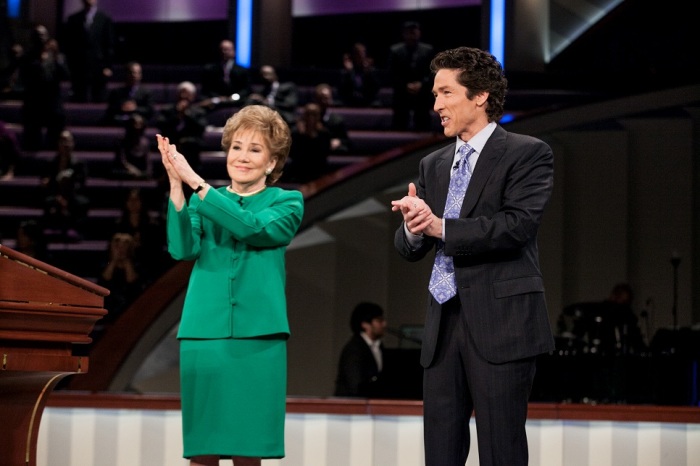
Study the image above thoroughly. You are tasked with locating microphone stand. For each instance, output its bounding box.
[671,253,680,330]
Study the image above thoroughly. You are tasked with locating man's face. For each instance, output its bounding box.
[365,316,386,340]
[220,41,235,61]
[315,88,332,107]
[432,68,487,139]
[126,64,142,85]
[260,66,276,83]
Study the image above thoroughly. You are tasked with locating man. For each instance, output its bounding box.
[102,61,154,126]
[313,83,352,154]
[200,39,251,109]
[339,42,381,108]
[155,81,208,171]
[18,25,69,151]
[388,21,434,131]
[334,302,387,397]
[246,65,298,127]
[391,47,555,466]
[62,0,115,102]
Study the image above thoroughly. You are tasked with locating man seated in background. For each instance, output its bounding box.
[155,81,208,172]
[200,39,251,110]
[313,83,353,155]
[334,302,388,398]
[246,65,298,127]
[102,61,154,126]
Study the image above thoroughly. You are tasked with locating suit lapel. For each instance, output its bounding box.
[461,126,507,216]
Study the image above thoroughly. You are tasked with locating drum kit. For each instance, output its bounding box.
[555,301,645,357]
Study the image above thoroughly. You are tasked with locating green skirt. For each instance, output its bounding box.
[180,337,287,459]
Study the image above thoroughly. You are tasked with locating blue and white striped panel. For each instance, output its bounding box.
[38,408,700,466]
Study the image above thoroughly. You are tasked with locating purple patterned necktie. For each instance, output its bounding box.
[428,143,475,303]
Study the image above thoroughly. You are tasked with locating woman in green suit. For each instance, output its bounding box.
[156,104,304,466]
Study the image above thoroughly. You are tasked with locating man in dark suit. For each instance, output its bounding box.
[200,39,251,109]
[388,21,434,131]
[156,81,209,172]
[391,47,555,466]
[102,61,154,126]
[334,302,387,397]
[246,65,298,127]
[62,0,115,103]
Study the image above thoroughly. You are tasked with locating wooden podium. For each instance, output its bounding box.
[0,244,108,466]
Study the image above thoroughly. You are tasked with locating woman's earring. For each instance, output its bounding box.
[265,168,272,175]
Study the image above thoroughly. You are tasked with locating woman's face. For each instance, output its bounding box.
[225,129,277,191]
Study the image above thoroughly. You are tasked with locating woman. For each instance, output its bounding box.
[113,113,152,179]
[156,104,304,466]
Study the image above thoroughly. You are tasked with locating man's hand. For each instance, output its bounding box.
[391,182,438,236]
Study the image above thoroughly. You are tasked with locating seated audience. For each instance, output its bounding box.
[246,65,298,126]
[14,219,49,262]
[41,167,90,242]
[338,42,381,107]
[313,83,353,154]
[284,102,332,184]
[155,81,208,171]
[40,129,87,193]
[113,187,167,283]
[102,61,155,126]
[200,39,251,110]
[113,113,152,179]
[97,231,146,328]
[0,120,22,180]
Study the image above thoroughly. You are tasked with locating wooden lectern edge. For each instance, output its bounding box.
[0,244,110,298]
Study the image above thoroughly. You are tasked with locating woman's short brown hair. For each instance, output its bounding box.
[221,105,292,184]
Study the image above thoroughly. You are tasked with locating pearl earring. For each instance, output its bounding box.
[265,168,272,175]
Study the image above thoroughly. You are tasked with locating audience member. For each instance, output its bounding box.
[0,120,22,180]
[338,42,381,107]
[113,113,152,179]
[247,65,298,127]
[284,102,332,183]
[41,167,90,242]
[14,219,49,262]
[155,81,208,171]
[18,25,69,151]
[334,302,388,397]
[40,129,87,193]
[0,42,24,99]
[0,11,16,95]
[113,187,167,282]
[103,61,155,126]
[97,231,145,326]
[62,0,115,102]
[387,21,435,131]
[200,39,251,110]
[313,83,352,154]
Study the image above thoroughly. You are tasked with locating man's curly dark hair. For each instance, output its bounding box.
[430,47,508,122]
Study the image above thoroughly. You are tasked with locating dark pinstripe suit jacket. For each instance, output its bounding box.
[395,125,555,367]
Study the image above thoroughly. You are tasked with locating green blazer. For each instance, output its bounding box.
[167,185,304,339]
